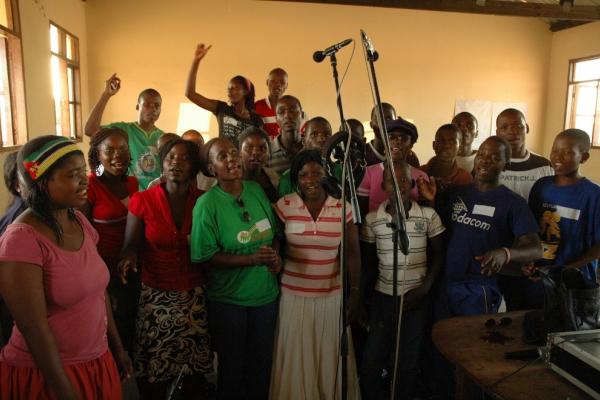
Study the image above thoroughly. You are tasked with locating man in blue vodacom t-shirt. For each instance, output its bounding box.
[440,136,542,318]
[85,73,164,190]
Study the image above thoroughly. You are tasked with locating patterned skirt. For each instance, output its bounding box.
[133,284,213,383]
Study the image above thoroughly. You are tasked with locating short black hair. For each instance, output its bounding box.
[199,137,230,177]
[307,116,331,131]
[238,126,271,155]
[557,128,591,153]
[370,102,396,120]
[452,111,478,125]
[277,94,302,111]
[290,149,340,198]
[268,68,288,78]
[486,136,512,161]
[88,127,129,178]
[3,151,20,198]
[497,108,526,125]
[435,123,460,141]
[137,88,161,103]
[159,138,202,179]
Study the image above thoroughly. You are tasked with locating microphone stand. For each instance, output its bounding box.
[323,48,358,400]
[360,30,410,400]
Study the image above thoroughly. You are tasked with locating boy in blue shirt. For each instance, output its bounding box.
[526,129,600,286]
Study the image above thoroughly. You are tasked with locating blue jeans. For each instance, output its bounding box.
[360,291,429,400]
[208,300,278,400]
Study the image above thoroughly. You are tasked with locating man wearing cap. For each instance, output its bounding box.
[358,117,428,218]
[366,103,420,168]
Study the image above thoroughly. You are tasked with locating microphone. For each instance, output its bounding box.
[360,30,379,61]
[313,39,353,63]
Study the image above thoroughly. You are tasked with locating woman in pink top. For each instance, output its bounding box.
[270,149,361,399]
[0,135,131,400]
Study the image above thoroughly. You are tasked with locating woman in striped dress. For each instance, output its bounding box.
[270,149,362,400]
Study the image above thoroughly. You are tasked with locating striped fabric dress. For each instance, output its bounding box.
[270,193,361,400]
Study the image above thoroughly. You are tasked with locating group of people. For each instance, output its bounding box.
[0,42,598,400]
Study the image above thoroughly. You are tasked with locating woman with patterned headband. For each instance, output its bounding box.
[0,135,131,399]
[185,43,263,147]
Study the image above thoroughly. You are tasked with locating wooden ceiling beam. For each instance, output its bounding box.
[271,0,600,20]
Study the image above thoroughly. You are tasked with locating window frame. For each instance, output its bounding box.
[0,0,27,152]
[565,54,600,149]
[50,20,82,141]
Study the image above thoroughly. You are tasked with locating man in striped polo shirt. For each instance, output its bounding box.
[255,68,288,139]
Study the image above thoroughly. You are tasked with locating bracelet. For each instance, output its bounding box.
[502,247,511,265]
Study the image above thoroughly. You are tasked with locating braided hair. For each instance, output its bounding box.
[17,135,83,243]
[88,127,129,179]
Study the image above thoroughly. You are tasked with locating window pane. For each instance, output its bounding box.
[67,66,74,102]
[0,1,8,29]
[575,83,598,116]
[573,58,600,82]
[0,37,13,145]
[69,103,75,137]
[50,24,59,54]
[574,116,595,138]
[66,34,72,60]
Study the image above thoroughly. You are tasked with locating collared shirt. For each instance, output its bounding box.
[274,193,352,297]
[266,135,300,176]
[129,184,205,291]
[361,200,445,295]
[255,97,279,139]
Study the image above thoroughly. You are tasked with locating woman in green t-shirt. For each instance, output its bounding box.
[191,137,281,399]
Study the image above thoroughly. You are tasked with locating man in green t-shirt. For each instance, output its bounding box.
[85,73,164,190]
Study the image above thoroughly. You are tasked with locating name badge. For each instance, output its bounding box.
[473,204,495,217]
[285,223,305,234]
[555,205,580,221]
[256,218,271,233]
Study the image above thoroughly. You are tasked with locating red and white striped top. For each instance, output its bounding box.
[274,193,352,297]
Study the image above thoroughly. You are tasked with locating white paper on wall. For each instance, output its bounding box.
[454,100,528,150]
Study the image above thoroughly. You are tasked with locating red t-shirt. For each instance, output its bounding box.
[254,98,279,139]
[0,212,109,367]
[87,175,138,271]
[129,184,205,291]
[420,159,473,193]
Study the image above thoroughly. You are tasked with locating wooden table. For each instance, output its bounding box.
[432,310,593,400]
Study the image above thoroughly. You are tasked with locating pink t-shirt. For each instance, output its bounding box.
[357,163,428,212]
[0,212,109,367]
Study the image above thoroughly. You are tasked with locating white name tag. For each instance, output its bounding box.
[555,205,580,221]
[473,204,496,217]
[285,223,305,234]
[255,218,272,233]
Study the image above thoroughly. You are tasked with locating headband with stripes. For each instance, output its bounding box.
[22,137,81,180]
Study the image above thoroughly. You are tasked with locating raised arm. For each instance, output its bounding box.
[0,262,79,399]
[84,74,121,137]
[185,44,219,114]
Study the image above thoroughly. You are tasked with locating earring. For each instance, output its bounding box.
[96,164,104,176]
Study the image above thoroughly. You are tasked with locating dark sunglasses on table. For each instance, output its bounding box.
[484,317,513,329]
[236,197,251,223]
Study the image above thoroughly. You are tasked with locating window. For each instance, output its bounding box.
[565,56,600,148]
[0,0,26,148]
[50,22,81,140]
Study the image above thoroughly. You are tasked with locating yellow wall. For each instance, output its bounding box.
[85,0,551,159]
[544,21,600,182]
[0,0,88,209]
[0,0,563,209]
